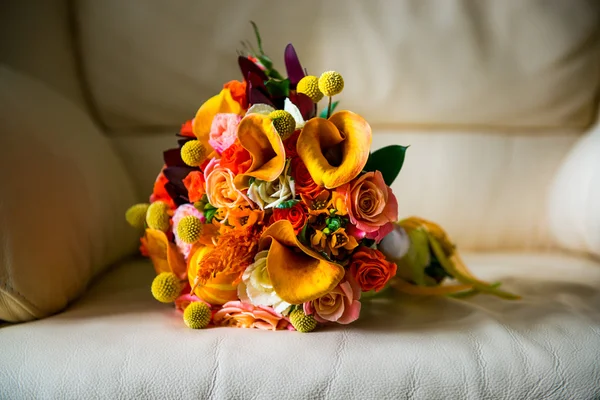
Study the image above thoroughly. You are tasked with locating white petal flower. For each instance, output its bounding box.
[284,98,306,129]
[247,161,295,209]
[379,225,411,261]
[237,251,291,313]
[246,103,275,116]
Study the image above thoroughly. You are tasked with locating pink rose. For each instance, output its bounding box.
[337,171,398,240]
[346,222,394,243]
[212,301,291,331]
[208,113,242,154]
[303,277,361,324]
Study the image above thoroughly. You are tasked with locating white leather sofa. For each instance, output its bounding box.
[1,1,599,398]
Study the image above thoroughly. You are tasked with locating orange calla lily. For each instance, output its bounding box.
[259,220,345,304]
[193,88,244,152]
[143,229,187,279]
[234,114,286,189]
[297,111,372,189]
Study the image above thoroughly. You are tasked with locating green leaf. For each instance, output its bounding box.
[205,208,217,223]
[265,79,290,98]
[298,224,309,245]
[250,21,264,55]
[277,199,299,209]
[364,145,408,186]
[319,101,339,119]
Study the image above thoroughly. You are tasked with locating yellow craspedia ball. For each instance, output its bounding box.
[181,140,207,167]
[151,272,181,303]
[269,110,296,140]
[297,75,323,103]
[125,203,149,229]
[146,201,171,232]
[318,71,344,97]
[177,215,202,244]
[290,309,317,333]
[183,301,211,329]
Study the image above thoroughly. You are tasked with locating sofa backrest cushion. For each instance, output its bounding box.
[0,66,138,322]
[76,0,599,132]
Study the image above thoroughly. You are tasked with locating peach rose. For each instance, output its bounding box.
[303,276,361,324]
[337,171,398,238]
[208,113,243,154]
[212,301,291,331]
[205,165,250,209]
[349,247,398,292]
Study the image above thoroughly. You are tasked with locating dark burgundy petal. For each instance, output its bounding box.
[249,87,275,107]
[289,92,315,120]
[284,43,305,86]
[246,71,266,91]
[163,148,186,167]
[239,56,267,82]
[165,182,189,206]
[163,166,196,189]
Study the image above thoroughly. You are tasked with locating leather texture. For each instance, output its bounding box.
[0,66,138,322]
[1,254,599,399]
[76,0,600,131]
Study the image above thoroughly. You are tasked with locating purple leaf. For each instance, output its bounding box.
[238,56,267,82]
[289,92,315,120]
[284,44,305,86]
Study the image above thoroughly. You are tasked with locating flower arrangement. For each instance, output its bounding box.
[125,24,518,332]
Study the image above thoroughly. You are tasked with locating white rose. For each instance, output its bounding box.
[247,161,295,209]
[237,251,291,313]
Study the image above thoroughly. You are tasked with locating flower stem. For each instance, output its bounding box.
[326,96,333,119]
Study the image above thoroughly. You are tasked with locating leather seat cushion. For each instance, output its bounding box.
[1,252,598,399]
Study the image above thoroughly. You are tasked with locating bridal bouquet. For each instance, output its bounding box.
[125,24,518,332]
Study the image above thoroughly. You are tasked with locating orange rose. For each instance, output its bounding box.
[349,247,397,292]
[150,167,176,209]
[271,202,307,233]
[180,120,195,138]
[223,80,248,110]
[291,157,321,198]
[182,171,206,203]
[219,140,252,175]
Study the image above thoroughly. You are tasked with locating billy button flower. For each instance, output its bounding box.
[151,272,184,303]
[318,71,344,118]
[269,110,296,140]
[296,75,323,103]
[181,140,208,167]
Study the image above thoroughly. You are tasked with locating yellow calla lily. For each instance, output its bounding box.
[234,114,286,189]
[297,110,372,189]
[193,88,244,152]
[143,229,187,280]
[259,220,345,304]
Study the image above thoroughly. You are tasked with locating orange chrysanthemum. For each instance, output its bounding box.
[195,226,262,285]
